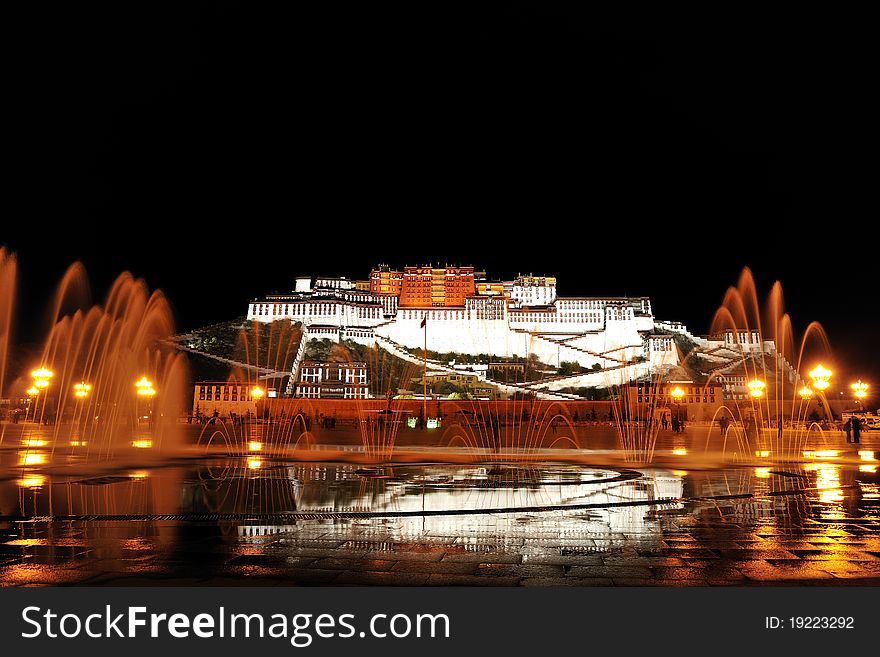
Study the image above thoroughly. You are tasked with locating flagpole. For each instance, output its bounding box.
[423,313,427,422]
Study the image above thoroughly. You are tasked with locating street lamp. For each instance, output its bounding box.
[798,386,814,399]
[31,367,53,380]
[135,376,156,428]
[808,364,832,391]
[28,367,54,423]
[851,380,869,399]
[250,386,265,400]
[31,367,53,389]
[73,382,91,399]
[135,376,156,397]
[748,378,766,398]
[670,386,685,431]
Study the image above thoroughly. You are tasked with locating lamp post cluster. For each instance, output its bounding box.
[744,365,869,408]
[851,380,869,400]
[24,368,159,425]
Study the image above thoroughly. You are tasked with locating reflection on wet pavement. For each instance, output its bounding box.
[2,452,879,586]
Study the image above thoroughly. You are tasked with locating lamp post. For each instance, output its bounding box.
[798,386,814,428]
[71,381,92,429]
[250,385,266,423]
[746,377,768,444]
[748,378,766,398]
[670,386,685,432]
[808,364,833,420]
[31,367,53,389]
[809,364,832,390]
[851,380,868,399]
[30,367,54,424]
[135,376,157,428]
[24,386,39,423]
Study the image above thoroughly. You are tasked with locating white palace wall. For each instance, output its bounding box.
[247,294,679,372]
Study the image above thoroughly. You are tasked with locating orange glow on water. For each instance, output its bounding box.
[803,450,838,459]
[17,475,46,488]
[18,452,45,466]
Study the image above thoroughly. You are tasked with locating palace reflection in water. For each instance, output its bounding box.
[2,445,879,585]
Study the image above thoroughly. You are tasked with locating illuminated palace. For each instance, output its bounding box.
[246,265,790,394]
[248,265,677,387]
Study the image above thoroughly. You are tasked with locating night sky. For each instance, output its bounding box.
[3,5,877,382]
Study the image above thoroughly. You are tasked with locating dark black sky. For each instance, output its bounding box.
[3,4,877,381]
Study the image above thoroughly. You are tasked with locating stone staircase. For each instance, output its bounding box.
[371,334,576,401]
[285,323,312,396]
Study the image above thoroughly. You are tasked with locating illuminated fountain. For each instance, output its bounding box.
[193,319,320,459]
[0,253,188,499]
[702,267,841,464]
[437,396,580,464]
[3,251,878,586]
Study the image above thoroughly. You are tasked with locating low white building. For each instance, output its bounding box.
[507,274,557,307]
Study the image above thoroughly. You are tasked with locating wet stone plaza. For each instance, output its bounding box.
[1,424,879,587]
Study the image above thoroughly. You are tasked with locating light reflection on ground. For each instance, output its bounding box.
[0,423,878,586]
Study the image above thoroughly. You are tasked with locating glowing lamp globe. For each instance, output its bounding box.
[748,378,766,398]
[809,364,832,391]
[851,380,869,399]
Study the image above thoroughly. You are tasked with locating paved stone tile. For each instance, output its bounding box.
[310,558,395,571]
[225,565,341,583]
[281,547,369,559]
[649,566,713,580]
[441,552,522,564]
[816,561,880,577]
[334,571,429,586]
[738,563,835,582]
[716,549,800,560]
[521,577,613,587]
[789,549,879,561]
[77,576,210,587]
[612,578,709,587]
[226,554,291,567]
[392,560,477,574]
[660,548,719,559]
[365,550,444,562]
[521,554,604,566]
[426,574,520,586]
[567,565,653,579]
[475,563,565,578]
[602,555,685,566]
